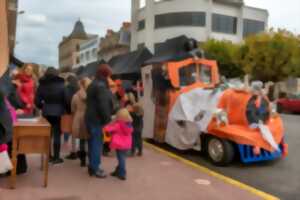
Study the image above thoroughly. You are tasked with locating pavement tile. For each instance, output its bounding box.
[0,146,262,200]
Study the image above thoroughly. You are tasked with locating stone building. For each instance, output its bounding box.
[58,20,96,72]
[98,22,131,62]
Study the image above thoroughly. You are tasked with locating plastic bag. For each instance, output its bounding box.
[0,150,13,174]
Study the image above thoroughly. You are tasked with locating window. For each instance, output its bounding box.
[155,12,206,29]
[179,64,197,86]
[212,14,237,34]
[243,19,265,37]
[179,64,212,86]
[86,51,90,61]
[138,19,145,31]
[76,44,80,52]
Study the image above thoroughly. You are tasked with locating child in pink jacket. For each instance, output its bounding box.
[104,108,133,180]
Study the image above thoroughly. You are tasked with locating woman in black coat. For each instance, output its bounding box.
[0,91,12,145]
[35,67,66,164]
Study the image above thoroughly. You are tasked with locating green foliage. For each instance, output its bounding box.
[237,29,300,82]
[202,39,244,78]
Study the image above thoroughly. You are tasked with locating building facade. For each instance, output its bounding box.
[58,20,95,71]
[75,35,99,68]
[131,0,268,52]
[0,0,18,77]
[98,22,131,62]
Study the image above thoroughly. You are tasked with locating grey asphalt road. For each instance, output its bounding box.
[152,114,300,200]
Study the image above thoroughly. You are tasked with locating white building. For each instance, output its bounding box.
[76,35,99,68]
[131,0,268,52]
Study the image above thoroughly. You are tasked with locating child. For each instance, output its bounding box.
[130,103,144,156]
[104,108,133,180]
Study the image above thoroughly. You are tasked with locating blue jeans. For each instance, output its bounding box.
[86,123,103,172]
[116,150,127,177]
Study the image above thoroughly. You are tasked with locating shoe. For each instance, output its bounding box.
[89,169,106,178]
[52,158,64,165]
[117,175,126,181]
[49,156,55,163]
[65,152,77,160]
[137,151,143,157]
[79,151,86,167]
[110,171,118,177]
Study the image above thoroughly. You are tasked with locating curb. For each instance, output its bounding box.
[144,141,280,200]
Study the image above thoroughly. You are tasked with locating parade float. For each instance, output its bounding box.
[141,36,288,166]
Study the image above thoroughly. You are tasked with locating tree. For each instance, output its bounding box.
[237,29,300,82]
[201,39,244,78]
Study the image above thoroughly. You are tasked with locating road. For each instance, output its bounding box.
[151,114,300,200]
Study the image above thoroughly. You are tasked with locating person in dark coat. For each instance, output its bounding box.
[0,91,12,146]
[64,75,80,160]
[35,67,65,164]
[85,64,112,178]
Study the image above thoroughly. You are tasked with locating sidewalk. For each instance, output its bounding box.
[0,144,263,200]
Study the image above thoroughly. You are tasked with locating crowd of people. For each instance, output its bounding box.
[0,63,144,181]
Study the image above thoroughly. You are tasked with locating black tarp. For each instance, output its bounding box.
[0,55,24,96]
[10,54,24,68]
[108,48,153,79]
[76,59,106,78]
[145,35,199,64]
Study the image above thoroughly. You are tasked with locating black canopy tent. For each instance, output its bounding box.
[108,48,153,80]
[76,59,106,78]
[145,35,199,65]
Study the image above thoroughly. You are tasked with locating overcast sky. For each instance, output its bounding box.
[15,0,300,67]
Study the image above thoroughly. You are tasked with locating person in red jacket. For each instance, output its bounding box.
[13,64,35,116]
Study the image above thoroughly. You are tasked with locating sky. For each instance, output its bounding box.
[15,0,300,67]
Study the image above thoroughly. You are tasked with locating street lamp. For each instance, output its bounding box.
[18,10,25,15]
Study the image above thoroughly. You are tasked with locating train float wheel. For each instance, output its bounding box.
[207,136,235,166]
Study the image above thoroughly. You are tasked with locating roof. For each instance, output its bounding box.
[145,35,196,64]
[59,20,90,46]
[108,48,153,78]
[69,20,88,40]
[76,59,106,78]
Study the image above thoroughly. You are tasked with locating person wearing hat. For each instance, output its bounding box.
[85,64,113,178]
[104,108,133,180]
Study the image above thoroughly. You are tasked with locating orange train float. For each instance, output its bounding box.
[141,57,288,166]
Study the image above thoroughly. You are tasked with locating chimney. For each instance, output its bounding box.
[122,22,131,31]
[106,29,114,37]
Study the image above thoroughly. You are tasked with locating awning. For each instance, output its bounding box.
[10,54,24,68]
[76,59,106,78]
[145,35,197,64]
[108,48,152,79]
